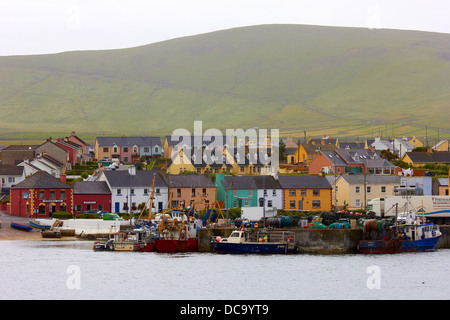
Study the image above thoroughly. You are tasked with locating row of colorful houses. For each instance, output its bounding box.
[7,169,335,218]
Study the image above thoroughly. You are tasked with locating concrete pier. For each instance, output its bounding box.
[199,225,450,254]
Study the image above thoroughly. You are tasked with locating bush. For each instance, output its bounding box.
[51,211,73,219]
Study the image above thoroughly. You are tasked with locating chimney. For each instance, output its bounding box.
[60,174,66,183]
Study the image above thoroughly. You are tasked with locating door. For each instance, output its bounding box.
[158,202,163,212]
[115,202,120,213]
[298,200,303,211]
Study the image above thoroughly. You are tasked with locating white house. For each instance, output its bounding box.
[0,165,26,189]
[97,167,168,214]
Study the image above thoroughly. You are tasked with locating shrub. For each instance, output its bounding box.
[51,211,73,219]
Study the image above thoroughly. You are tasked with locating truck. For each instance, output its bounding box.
[367,196,450,225]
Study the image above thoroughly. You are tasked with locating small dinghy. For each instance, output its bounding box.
[11,222,33,232]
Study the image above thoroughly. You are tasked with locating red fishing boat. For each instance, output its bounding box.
[154,211,199,253]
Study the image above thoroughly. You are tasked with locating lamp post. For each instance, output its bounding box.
[129,165,136,226]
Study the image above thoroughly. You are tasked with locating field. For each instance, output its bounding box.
[0,24,449,141]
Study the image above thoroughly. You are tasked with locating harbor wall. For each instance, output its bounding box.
[35,218,130,235]
[199,225,450,254]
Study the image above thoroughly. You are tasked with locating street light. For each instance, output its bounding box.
[129,165,136,225]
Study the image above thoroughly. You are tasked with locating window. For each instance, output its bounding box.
[272,190,276,195]
[22,192,29,199]
[356,199,361,207]
[192,188,196,197]
[312,200,321,208]
[103,147,109,152]
[123,157,129,163]
[355,186,360,194]
[117,189,122,195]
[39,190,45,199]
[144,147,149,153]
[366,186,371,193]
[177,189,181,197]
[49,190,55,200]
[155,188,160,194]
[301,190,307,196]
[381,186,386,193]
[313,189,320,196]
[8,177,15,183]
[113,146,118,153]
[143,189,148,194]
[244,200,250,207]
[154,146,159,153]
[60,190,66,200]
[133,147,138,153]
[123,147,129,153]
[264,189,267,196]
[203,188,207,196]
[130,188,135,195]
[290,200,296,209]
[233,201,238,207]
[289,190,296,196]
[267,200,273,207]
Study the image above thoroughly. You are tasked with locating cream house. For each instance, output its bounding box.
[335,174,401,210]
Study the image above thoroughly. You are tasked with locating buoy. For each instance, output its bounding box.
[216,236,222,242]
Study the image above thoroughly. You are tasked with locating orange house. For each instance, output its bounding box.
[166,174,216,211]
[278,175,332,211]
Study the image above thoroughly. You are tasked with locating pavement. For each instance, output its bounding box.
[0,211,47,240]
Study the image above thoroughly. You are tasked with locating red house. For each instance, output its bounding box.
[308,150,349,175]
[10,171,73,218]
[73,181,111,214]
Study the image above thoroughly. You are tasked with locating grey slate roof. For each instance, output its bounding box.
[102,169,168,188]
[339,174,401,185]
[405,152,450,163]
[12,171,71,189]
[221,175,282,190]
[73,181,111,194]
[278,175,332,189]
[96,136,161,147]
[167,174,215,188]
[0,165,24,176]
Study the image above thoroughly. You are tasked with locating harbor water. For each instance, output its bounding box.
[1,240,449,300]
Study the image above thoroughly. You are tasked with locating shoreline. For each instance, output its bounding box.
[0,211,81,241]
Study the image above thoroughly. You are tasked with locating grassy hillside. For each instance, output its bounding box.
[0,24,449,140]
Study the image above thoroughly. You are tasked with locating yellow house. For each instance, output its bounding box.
[295,143,336,165]
[404,136,423,148]
[402,151,450,167]
[335,174,400,211]
[278,175,332,211]
[433,140,449,152]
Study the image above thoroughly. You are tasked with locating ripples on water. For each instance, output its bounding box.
[0,241,449,300]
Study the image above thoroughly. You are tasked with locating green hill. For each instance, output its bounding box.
[0,24,449,140]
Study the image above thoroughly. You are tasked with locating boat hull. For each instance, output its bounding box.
[212,242,297,254]
[154,239,198,253]
[359,235,441,254]
[11,222,33,232]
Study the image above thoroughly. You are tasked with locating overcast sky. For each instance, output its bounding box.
[1,0,449,56]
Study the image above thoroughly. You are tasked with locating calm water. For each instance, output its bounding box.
[0,240,449,300]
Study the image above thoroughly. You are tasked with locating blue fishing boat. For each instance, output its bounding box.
[212,230,297,254]
[11,222,33,232]
[29,219,51,230]
[359,218,442,254]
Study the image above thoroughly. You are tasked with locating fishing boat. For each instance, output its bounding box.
[29,219,51,230]
[11,222,33,232]
[93,228,155,252]
[154,211,199,253]
[359,214,442,254]
[211,229,297,254]
[93,239,115,251]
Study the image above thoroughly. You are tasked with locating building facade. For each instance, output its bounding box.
[10,171,73,218]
